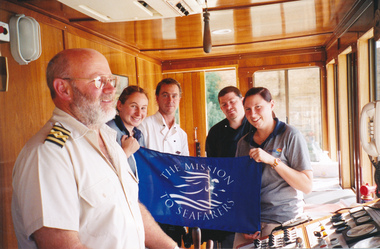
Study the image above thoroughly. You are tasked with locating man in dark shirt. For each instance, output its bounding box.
[204,86,251,248]
[206,86,251,157]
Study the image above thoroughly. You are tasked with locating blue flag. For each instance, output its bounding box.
[134,147,262,234]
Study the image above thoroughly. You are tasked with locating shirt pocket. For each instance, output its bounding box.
[79,178,118,237]
[79,178,115,207]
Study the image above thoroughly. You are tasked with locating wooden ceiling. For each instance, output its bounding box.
[7,0,361,61]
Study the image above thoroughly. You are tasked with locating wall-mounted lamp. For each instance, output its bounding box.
[9,14,41,65]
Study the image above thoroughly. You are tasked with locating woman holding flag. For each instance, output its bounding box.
[107,85,149,175]
[107,85,179,249]
[233,87,313,248]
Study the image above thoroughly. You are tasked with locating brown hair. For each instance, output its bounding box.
[218,86,242,101]
[155,78,182,96]
[243,87,272,105]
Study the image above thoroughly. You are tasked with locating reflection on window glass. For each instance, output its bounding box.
[253,70,286,121]
[289,68,322,162]
[251,5,282,37]
[254,67,322,162]
[175,108,179,125]
[205,70,237,131]
[284,0,316,33]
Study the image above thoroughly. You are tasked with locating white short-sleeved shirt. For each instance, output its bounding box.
[12,108,145,249]
[139,111,189,156]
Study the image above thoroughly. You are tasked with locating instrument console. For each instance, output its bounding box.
[238,201,380,248]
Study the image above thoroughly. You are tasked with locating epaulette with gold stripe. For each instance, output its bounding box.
[45,125,71,148]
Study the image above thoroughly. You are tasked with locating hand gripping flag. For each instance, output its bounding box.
[134,147,262,234]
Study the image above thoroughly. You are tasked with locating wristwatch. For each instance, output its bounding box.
[271,158,281,169]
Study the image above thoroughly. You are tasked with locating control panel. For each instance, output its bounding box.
[306,204,380,248]
[238,226,306,249]
[237,201,380,249]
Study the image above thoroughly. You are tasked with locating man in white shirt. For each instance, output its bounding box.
[139,78,190,246]
[139,78,189,156]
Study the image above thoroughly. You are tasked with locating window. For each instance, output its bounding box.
[205,69,237,131]
[254,67,322,162]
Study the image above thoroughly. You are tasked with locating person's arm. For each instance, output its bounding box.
[139,202,178,249]
[121,135,140,158]
[33,227,88,249]
[269,157,313,194]
[248,148,313,194]
[205,125,221,158]
[205,135,215,157]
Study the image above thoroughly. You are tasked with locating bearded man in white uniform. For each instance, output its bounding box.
[11,48,178,249]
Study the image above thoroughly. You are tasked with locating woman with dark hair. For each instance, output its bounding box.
[107,85,149,175]
[233,87,313,248]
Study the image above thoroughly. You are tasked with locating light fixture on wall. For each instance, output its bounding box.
[9,14,42,65]
[78,5,111,22]
[203,0,211,53]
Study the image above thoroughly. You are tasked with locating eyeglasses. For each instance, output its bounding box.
[63,75,119,89]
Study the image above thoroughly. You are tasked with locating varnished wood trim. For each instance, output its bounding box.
[207,0,300,11]
[325,0,374,50]
[337,50,352,189]
[1,0,163,64]
[357,30,374,186]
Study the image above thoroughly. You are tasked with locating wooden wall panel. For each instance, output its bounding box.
[357,31,374,187]
[326,33,360,64]
[136,57,163,116]
[64,32,139,86]
[162,48,325,72]
[0,11,64,247]
[238,49,325,68]
[320,65,330,157]
[164,48,326,99]
[191,72,207,157]
[337,52,352,188]
[163,58,239,72]
[326,63,338,162]
[162,72,206,157]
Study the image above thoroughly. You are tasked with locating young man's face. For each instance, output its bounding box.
[156,84,181,116]
[219,92,244,122]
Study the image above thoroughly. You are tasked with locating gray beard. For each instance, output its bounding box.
[70,84,116,129]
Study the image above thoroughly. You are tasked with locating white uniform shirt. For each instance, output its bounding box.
[139,111,189,156]
[12,108,145,249]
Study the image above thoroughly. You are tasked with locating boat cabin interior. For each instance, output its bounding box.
[1,0,380,248]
